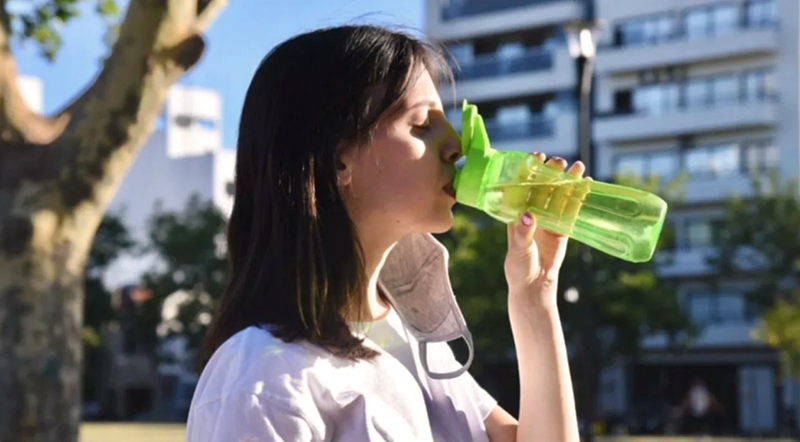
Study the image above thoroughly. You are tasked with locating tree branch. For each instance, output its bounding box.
[0,0,68,144]
[55,0,225,212]
[197,0,228,31]
[0,0,10,34]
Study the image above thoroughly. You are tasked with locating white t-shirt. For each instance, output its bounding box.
[186,307,497,442]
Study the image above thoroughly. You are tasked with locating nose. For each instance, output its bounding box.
[440,119,462,164]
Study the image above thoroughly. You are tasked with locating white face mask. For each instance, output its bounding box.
[378,233,474,380]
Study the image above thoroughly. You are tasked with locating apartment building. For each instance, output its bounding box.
[427,0,792,435]
[426,0,584,161]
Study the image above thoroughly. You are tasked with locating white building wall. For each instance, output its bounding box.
[103,85,235,289]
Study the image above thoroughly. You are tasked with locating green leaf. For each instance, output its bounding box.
[96,0,120,17]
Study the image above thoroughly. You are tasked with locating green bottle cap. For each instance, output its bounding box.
[454,99,496,208]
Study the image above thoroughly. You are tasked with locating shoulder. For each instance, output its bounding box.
[190,326,331,408]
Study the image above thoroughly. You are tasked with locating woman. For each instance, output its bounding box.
[186,24,581,442]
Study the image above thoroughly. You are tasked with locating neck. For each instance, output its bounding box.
[358,227,399,321]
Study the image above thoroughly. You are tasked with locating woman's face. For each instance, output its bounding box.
[339,67,462,241]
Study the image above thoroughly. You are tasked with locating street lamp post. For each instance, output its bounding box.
[565,16,604,442]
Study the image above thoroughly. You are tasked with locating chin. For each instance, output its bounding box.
[426,210,455,234]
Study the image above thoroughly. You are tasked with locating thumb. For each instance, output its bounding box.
[507,211,536,254]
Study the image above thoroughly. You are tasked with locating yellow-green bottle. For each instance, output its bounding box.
[453,100,668,263]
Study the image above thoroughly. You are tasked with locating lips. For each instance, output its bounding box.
[443,181,456,198]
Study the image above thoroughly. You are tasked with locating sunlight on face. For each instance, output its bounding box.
[339,67,462,244]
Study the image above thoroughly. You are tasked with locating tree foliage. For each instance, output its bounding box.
[712,171,800,377]
[135,195,228,358]
[82,213,134,402]
[9,0,122,60]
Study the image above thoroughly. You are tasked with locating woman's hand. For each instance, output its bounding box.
[504,153,586,312]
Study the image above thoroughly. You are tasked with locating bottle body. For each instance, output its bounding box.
[470,151,668,263]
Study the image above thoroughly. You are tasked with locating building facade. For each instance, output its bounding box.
[102,85,236,290]
[427,0,793,435]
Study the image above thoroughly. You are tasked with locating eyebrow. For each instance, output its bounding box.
[410,99,441,110]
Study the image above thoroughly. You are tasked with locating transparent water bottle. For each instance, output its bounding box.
[453,100,668,263]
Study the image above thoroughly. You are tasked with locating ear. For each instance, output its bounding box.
[336,146,356,187]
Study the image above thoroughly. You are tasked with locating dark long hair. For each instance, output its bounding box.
[200,25,452,368]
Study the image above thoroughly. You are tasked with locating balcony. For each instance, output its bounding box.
[441,49,574,104]
[454,48,553,81]
[597,27,778,75]
[485,116,553,141]
[594,100,778,144]
[442,0,568,20]
[488,114,578,158]
[427,0,584,41]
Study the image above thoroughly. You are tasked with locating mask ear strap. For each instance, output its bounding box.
[419,329,474,380]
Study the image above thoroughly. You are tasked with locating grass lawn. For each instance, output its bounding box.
[79,423,795,442]
[80,423,185,442]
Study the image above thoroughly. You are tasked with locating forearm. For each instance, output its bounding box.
[509,294,579,442]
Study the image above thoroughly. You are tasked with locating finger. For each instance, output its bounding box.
[550,161,587,230]
[566,160,586,178]
[545,156,567,172]
[507,211,536,253]
[530,151,546,164]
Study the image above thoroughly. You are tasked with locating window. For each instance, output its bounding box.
[626,70,768,115]
[747,0,778,27]
[685,217,725,249]
[658,16,676,41]
[744,139,779,172]
[685,142,741,176]
[196,118,216,130]
[613,90,634,114]
[686,219,714,248]
[718,292,748,323]
[711,3,739,36]
[688,293,715,324]
[496,104,531,125]
[496,42,525,61]
[633,84,680,115]
[620,20,646,46]
[448,42,474,66]
[174,115,192,127]
[685,3,740,39]
[615,155,646,177]
[662,83,681,111]
[649,152,679,178]
[763,70,776,97]
[711,75,740,104]
[614,152,678,179]
[685,78,710,108]
[743,70,766,101]
[619,14,676,47]
[685,7,711,39]
[686,291,753,325]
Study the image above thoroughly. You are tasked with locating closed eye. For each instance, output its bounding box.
[412,116,432,134]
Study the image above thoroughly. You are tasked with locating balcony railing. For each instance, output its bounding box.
[441,0,564,21]
[484,117,554,142]
[610,10,777,50]
[453,48,554,81]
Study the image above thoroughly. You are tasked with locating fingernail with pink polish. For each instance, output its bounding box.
[521,212,533,226]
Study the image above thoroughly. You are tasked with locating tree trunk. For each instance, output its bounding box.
[0,1,228,440]
[0,215,95,442]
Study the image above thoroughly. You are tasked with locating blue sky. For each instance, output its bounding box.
[14,0,425,148]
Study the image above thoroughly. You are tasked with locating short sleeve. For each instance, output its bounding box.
[186,388,317,442]
[431,341,499,419]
